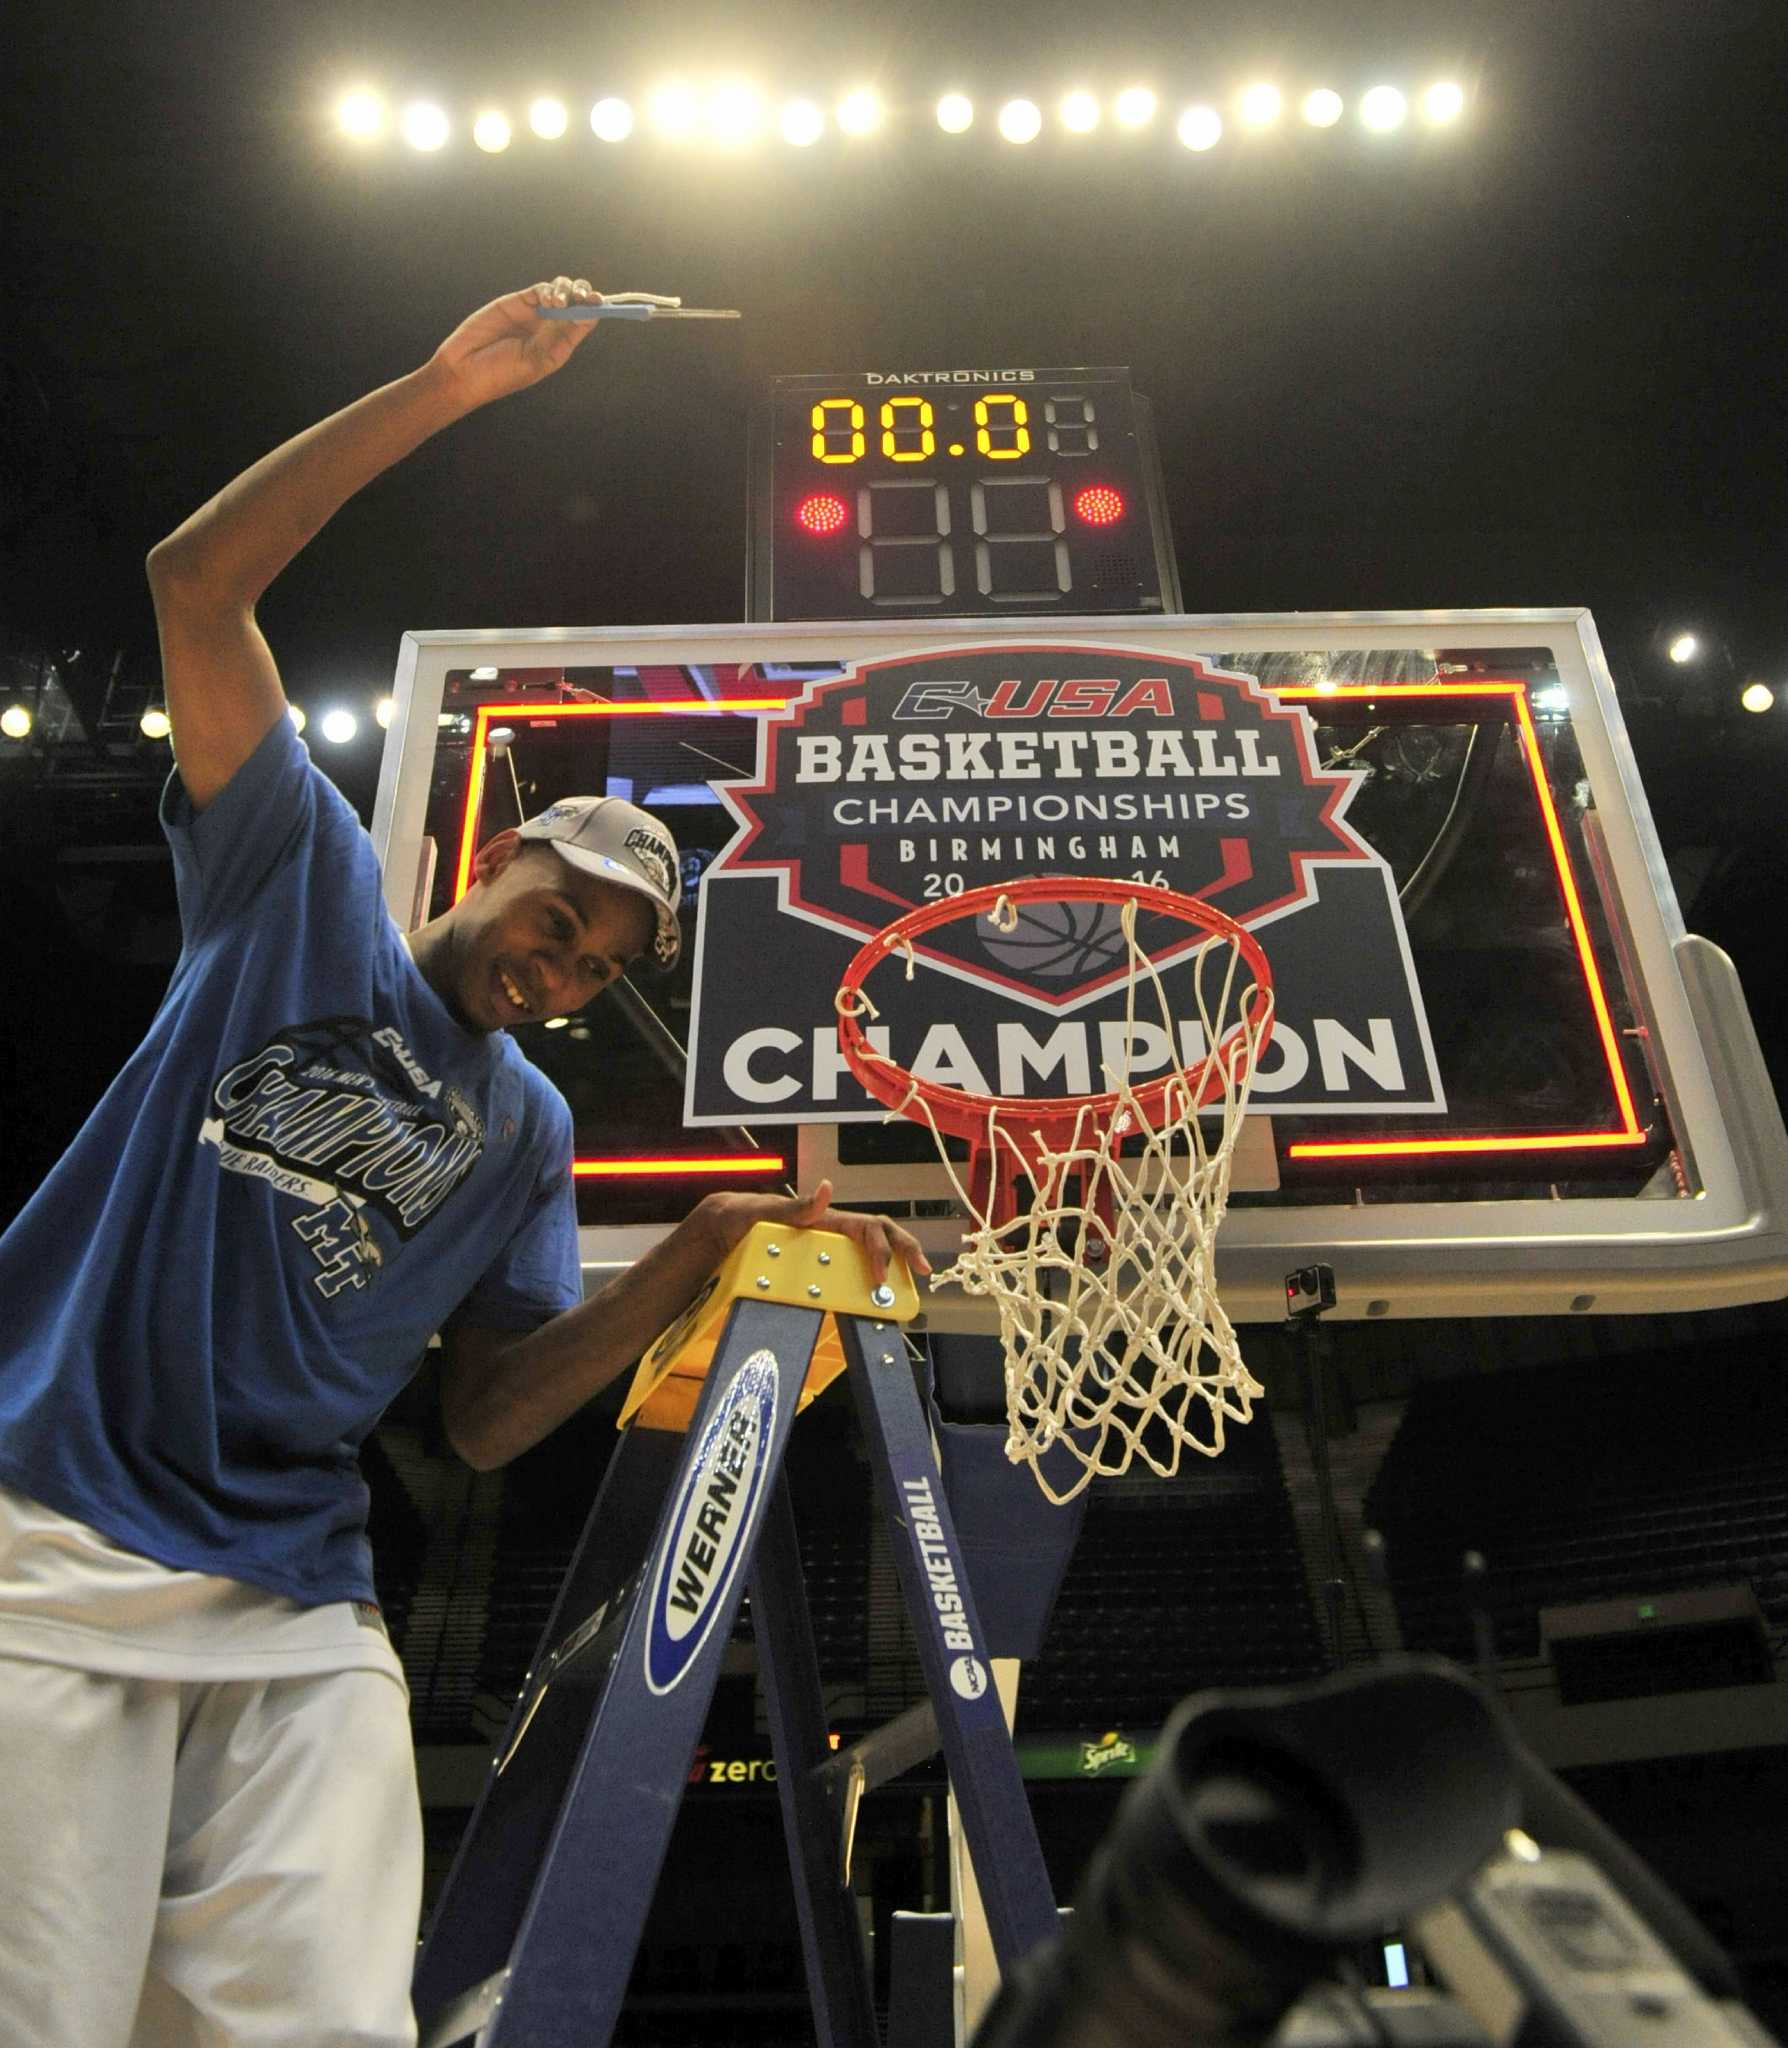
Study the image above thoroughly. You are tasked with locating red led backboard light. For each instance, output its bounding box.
[452,698,786,900]
[573,1157,786,1179]
[453,696,787,1184]
[1273,681,1646,1165]
[452,679,1644,1178]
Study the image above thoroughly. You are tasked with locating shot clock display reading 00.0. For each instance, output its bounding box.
[748,368,1175,622]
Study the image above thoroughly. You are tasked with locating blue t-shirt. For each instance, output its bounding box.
[0,715,582,1605]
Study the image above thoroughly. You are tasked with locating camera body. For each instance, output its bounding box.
[1266,1835,1782,2043]
[1284,1263,1337,1318]
[1272,1985,1488,2043]
[968,1661,1780,2048]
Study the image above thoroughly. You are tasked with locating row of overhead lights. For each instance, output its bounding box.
[0,701,396,745]
[333,79,1469,155]
[3,640,1775,747]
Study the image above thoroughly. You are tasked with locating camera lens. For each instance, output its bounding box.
[972,1661,1515,2048]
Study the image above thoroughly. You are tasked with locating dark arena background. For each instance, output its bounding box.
[6,2,1788,2042]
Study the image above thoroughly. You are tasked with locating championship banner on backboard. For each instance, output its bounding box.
[684,642,1444,1124]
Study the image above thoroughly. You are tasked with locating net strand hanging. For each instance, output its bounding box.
[836,887,1274,1503]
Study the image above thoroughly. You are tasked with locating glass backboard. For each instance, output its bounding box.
[372,612,1788,1323]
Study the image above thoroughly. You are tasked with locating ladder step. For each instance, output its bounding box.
[819,1698,941,1800]
[419,1965,509,2048]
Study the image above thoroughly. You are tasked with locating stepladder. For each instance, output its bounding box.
[412,1220,1060,2047]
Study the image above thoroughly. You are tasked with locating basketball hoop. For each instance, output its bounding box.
[835,877,1276,1503]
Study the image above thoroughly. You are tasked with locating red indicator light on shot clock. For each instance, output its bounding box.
[796,493,850,536]
[1074,485,1126,526]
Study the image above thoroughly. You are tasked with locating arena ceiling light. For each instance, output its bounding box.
[320,709,359,745]
[647,82,700,139]
[997,99,1043,144]
[327,72,1476,158]
[375,698,395,729]
[1741,681,1776,714]
[707,83,764,145]
[1177,105,1223,151]
[399,101,450,151]
[837,87,884,136]
[140,706,172,740]
[780,98,824,146]
[336,88,386,140]
[1668,633,1700,663]
[590,97,634,142]
[1302,87,1344,127]
[1360,85,1408,132]
[0,702,32,741]
[288,704,308,734]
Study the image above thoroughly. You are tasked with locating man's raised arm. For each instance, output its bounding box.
[145,277,604,811]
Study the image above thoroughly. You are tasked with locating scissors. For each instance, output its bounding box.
[538,292,740,322]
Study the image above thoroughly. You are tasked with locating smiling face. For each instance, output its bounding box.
[429,834,657,1033]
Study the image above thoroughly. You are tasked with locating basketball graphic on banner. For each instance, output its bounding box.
[978,897,1128,981]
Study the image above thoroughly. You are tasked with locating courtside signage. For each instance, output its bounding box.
[685,642,1444,1123]
[644,1349,779,1695]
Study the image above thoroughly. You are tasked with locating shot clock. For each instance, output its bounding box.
[746,368,1182,621]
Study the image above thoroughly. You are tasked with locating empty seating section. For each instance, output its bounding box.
[1015,1416,1328,1730]
[792,1511,871,1673]
[469,1412,628,1735]
[1365,1347,1788,1663]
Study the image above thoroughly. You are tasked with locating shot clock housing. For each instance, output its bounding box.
[746,368,1183,622]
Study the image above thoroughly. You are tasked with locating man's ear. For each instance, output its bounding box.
[470,828,527,888]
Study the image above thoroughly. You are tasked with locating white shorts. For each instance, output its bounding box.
[0,1653,423,2047]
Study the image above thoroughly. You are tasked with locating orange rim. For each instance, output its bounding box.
[835,876,1275,1152]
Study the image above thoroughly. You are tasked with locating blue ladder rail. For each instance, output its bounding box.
[412,1222,1057,2048]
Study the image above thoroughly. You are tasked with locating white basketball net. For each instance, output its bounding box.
[839,896,1275,1504]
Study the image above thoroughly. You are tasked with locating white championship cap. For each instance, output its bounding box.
[515,796,683,969]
